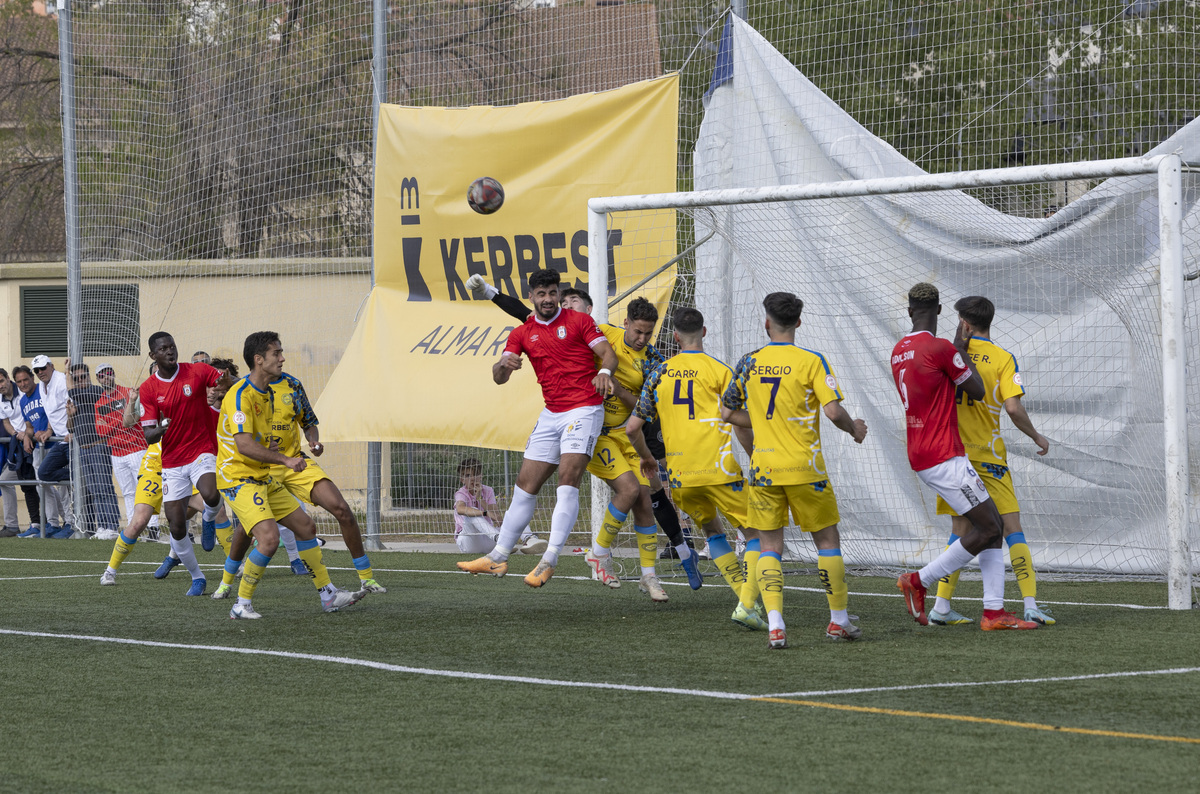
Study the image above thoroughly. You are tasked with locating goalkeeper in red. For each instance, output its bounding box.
[457,268,618,587]
[891,283,1037,630]
[929,295,1054,626]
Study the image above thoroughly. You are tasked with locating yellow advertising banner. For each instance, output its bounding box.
[316,75,679,449]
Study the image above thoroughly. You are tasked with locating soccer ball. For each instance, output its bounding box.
[467,177,505,215]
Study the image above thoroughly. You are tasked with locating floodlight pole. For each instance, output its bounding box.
[363,0,388,552]
[1157,154,1191,610]
[57,0,85,533]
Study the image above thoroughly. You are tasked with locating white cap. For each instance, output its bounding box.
[30,355,51,369]
[96,362,114,374]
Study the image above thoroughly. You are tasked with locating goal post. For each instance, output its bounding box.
[589,154,1195,609]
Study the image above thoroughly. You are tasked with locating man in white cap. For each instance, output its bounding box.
[94,363,147,532]
[32,355,73,536]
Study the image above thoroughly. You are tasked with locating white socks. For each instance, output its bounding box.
[918,539,975,589]
[169,534,203,580]
[278,525,300,562]
[675,543,692,560]
[978,547,1005,610]
[201,501,220,522]
[488,486,537,562]
[543,485,580,567]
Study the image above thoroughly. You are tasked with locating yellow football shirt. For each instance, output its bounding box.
[138,441,162,475]
[722,342,844,487]
[268,373,319,458]
[216,377,277,487]
[635,350,743,487]
[956,336,1025,467]
[598,323,664,430]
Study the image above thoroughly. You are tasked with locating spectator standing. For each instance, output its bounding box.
[0,368,40,537]
[33,355,71,486]
[191,351,211,365]
[95,363,147,527]
[68,363,121,539]
[14,365,68,537]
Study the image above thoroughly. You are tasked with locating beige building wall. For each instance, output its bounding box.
[0,260,388,521]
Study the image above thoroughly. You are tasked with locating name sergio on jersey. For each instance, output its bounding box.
[748,364,792,376]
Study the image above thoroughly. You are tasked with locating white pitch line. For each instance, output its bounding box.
[0,572,158,581]
[2,627,1196,705]
[0,628,754,701]
[0,558,1171,610]
[761,666,1200,698]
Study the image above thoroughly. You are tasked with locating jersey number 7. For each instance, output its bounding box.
[760,377,781,419]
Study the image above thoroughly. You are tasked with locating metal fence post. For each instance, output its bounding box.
[57,0,85,535]
[362,0,388,552]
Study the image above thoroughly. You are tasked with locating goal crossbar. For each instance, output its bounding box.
[587,154,1193,609]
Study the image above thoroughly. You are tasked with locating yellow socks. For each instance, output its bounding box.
[238,548,271,601]
[707,533,744,594]
[817,548,848,611]
[740,538,762,609]
[296,538,332,589]
[634,524,657,577]
[107,531,137,572]
[935,534,962,603]
[595,503,625,552]
[1006,532,1037,601]
[757,551,784,622]
[353,554,374,582]
[214,520,233,557]
[221,555,240,587]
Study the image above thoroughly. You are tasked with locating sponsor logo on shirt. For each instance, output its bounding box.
[233,411,247,425]
[952,353,966,369]
[825,375,838,390]
[1013,373,1023,386]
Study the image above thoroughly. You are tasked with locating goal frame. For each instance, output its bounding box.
[587,154,1193,610]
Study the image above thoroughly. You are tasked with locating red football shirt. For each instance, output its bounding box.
[890,330,973,471]
[139,362,221,468]
[503,307,607,413]
[95,385,147,457]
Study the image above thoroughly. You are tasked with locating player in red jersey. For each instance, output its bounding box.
[890,283,1036,631]
[138,331,231,596]
[458,268,618,587]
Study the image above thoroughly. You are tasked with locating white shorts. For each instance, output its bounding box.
[524,404,604,465]
[917,455,991,515]
[162,452,217,502]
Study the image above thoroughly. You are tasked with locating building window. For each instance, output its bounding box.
[20,284,140,358]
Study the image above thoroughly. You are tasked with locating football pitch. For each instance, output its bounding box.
[1,542,1198,793]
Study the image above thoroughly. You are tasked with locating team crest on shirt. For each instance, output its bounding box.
[283,394,293,405]
[183,385,192,396]
[556,326,566,339]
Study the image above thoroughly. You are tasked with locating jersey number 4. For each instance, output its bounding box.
[672,379,695,419]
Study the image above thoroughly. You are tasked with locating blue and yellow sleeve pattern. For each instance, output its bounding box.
[722,352,754,411]
[283,373,318,428]
[633,363,664,423]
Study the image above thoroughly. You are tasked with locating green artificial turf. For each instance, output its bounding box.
[1,542,1198,793]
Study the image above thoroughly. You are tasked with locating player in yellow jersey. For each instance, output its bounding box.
[721,292,868,649]
[218,331,364,619]
[930,295,1055,627]
[580,297,680,601]
[627,307,769,628]
[100,363,236,585]
[218,371,384,596]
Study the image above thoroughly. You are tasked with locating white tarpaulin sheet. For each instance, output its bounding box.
[693,16,1200,573]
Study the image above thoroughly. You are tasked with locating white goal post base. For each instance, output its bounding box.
[589,155,1193,610]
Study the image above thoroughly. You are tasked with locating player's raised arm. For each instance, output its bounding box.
[822,400,868,444]
[719,354,753,429]
[1003,396,1050,455]
[952,319,986,401]
[493,351,523,385]
[591,339,618,397]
